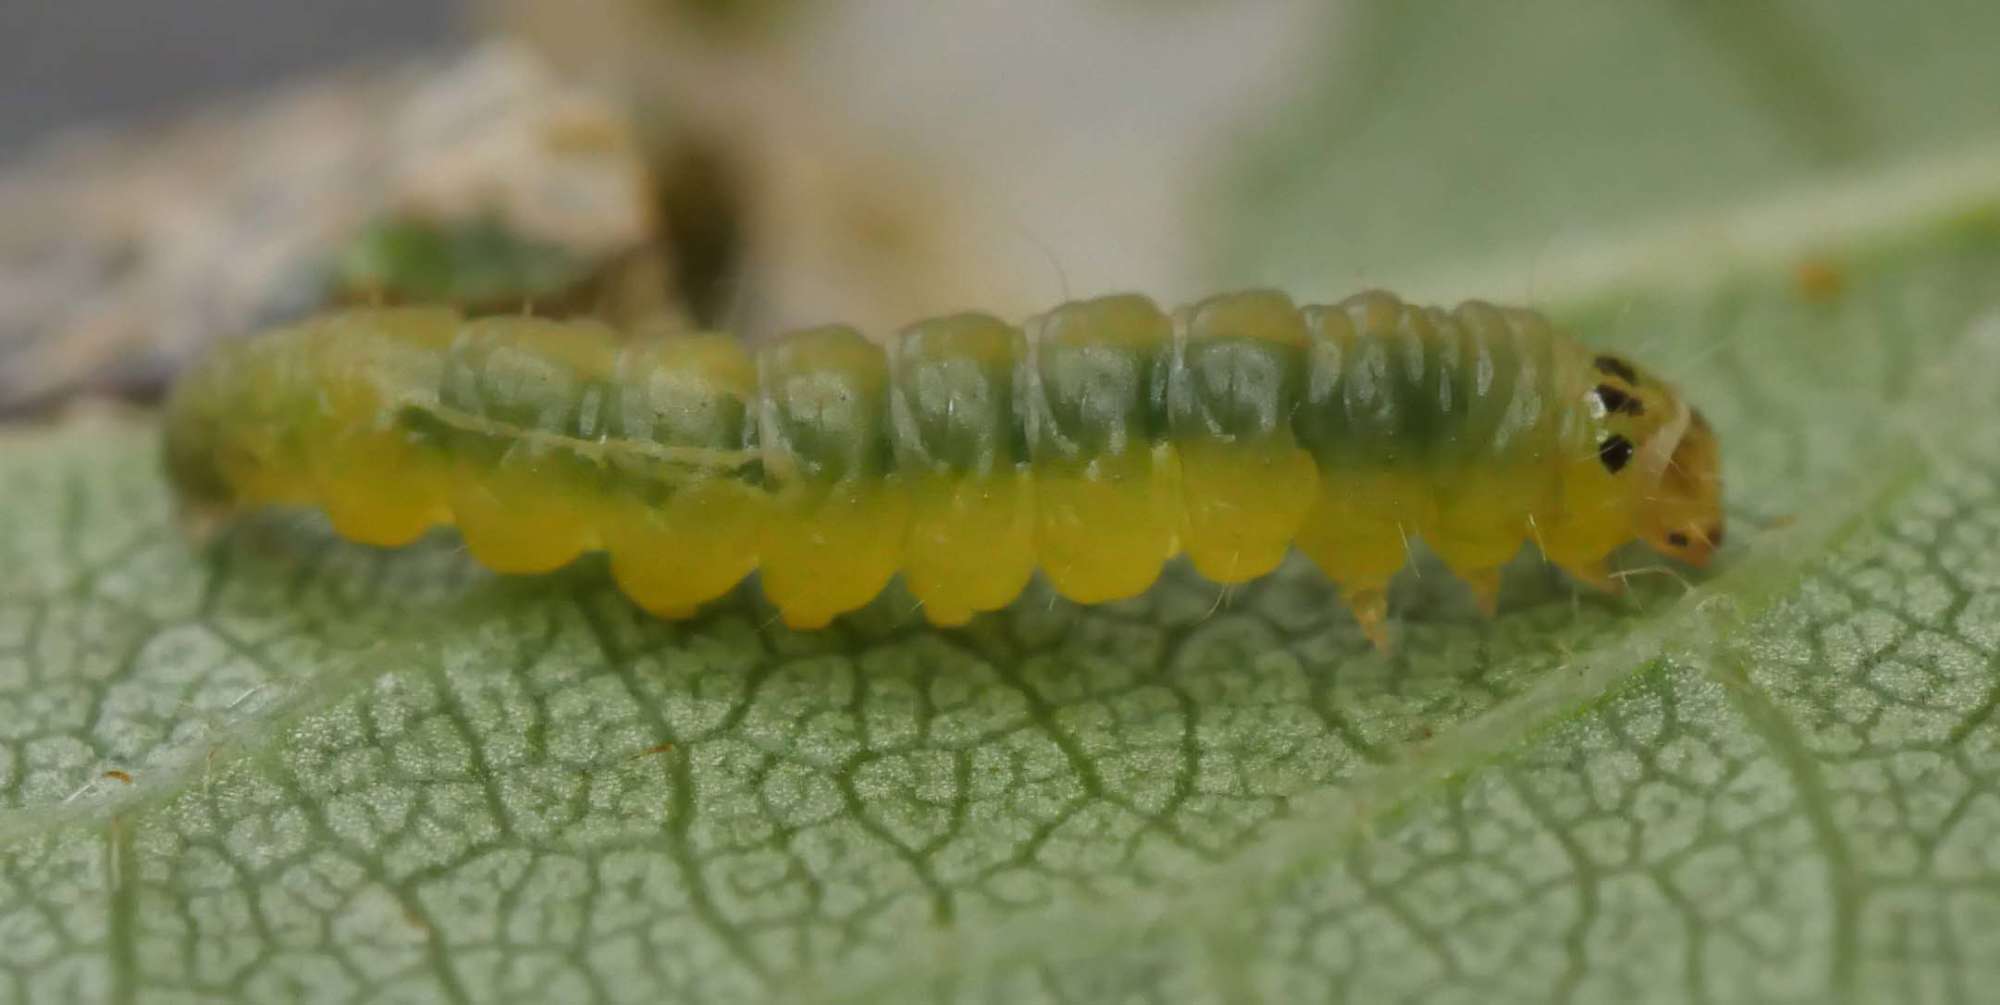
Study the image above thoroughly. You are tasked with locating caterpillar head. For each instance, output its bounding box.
[1588,354,1725,568]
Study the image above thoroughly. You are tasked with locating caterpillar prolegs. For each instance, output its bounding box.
[162,289,1725,647]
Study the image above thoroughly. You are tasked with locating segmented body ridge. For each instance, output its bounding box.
[165,288,1700,644]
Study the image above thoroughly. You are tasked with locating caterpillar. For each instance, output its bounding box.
[161,289,1724,648]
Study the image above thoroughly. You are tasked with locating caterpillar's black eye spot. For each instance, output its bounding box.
[1594,384,1643,415]
[1667,531,1691,547]
[1598,434,1634,473]
[1594,355,1638,382]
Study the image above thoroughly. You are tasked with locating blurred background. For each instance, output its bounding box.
[0,0,457,151]
[5,0,2000,416]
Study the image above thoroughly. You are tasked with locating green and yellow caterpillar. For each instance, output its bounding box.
[162,289,1724,647]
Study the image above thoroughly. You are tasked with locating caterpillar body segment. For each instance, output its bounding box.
[163,290,1726,646]
[601,332,765,618]
[757,325,908,628]
[890,313,1036,626]
[1024,294,1182,607]
[1169,291,1319,590]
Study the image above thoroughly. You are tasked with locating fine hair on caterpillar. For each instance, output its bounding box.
[161,288,1726,650]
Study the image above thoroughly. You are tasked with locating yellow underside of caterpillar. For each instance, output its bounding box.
[221,373,1633,649]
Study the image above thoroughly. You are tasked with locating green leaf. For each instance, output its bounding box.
[10,6,2000,1003]
[334,216,600,311]
[1221,0,2000,298]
